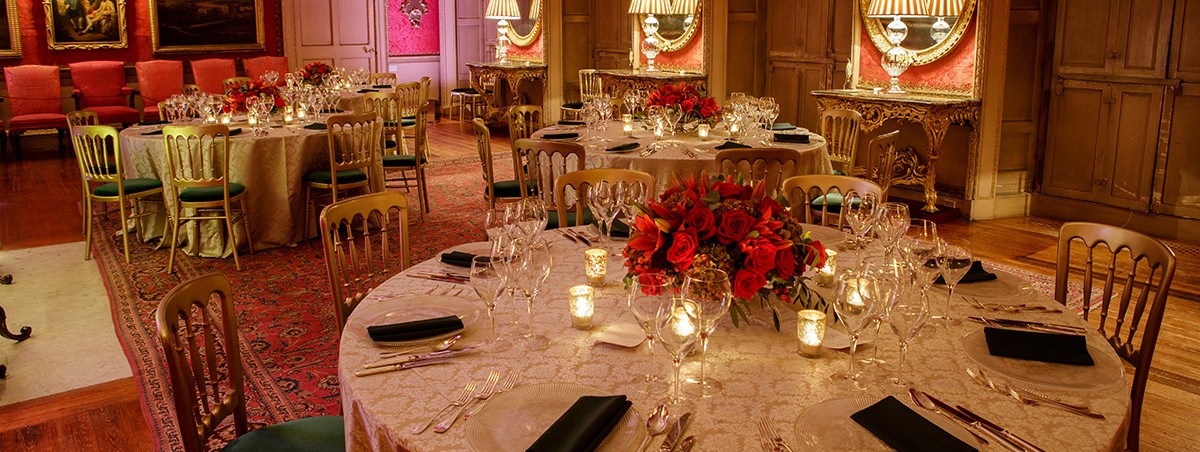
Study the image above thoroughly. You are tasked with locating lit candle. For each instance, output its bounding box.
[584,248,607,286]
[568,285,595,330]
[247,114,258,126]
[815,249,837,287]
[654,125,665,140]
[622,114,633,126]
[283,106,295,124]
[729,122,739,134]
[670,305,697,336]
[796,309,826,358]
[220,113,232,125]
[297,104,308,120]
[623,123,634,136]
[697,124,709,140]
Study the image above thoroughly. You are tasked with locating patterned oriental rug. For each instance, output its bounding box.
[91,156,490,451]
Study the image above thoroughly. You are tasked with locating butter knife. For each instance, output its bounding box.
[956,405,1046,452]
[362,347,479,369]
[659,412,691,451]
[921,391,1013,450]
[354,357,452,377]
[677,435,696,452]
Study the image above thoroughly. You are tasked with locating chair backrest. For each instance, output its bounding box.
[715,147,806,198]
[781,175,882,228]
[394,81,424,119]
[155,273,248,452]
[820,108,863,174]
[157,100,186,122]
[162,125,235,198]
[361,92,403,155]
[507,105,544,146]
[325,112,380,185]
[1054,222,1176,450]
[4,65,64,117]
[319,192,410,331]
[71,124,122,186]
[392,81,428,159]
[865,130,899,200]
[190,59,237,94]
[512,138,586,208]
[579,69,602,101]
[368,72,397,86]
[222,77,253,94]
[242,56,288,84]
[135,60,185,106]
[182,84,201,95]
[473,118,501,208]
[554,169,654,228]
[68,61,129,109]
[67,110,101,128]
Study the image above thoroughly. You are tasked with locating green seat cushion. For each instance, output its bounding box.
[833,169,847,176]
[221,415,345,452]
[810,192,861,214]
[562,102,584,109]
[488,179,538,198]
[382,154,428,167]
[546,209,594,229]
[384,140,399,149]
[178,183,246,202]
[383,117,417,128]
[304,169,369,185]
[92,178,162,197]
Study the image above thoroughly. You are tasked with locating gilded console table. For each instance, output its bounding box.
[595,69,708,98]
[466,62,547,123]
[812,89,981,212]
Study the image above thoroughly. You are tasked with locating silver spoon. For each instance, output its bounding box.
[908,388,991,446]
[636,404,670,452]
[378,334,461,358]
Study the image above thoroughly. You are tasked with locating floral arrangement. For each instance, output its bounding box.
[300,61,333,85]
[623,173,828,329]
[646,83,722,126]
[223,80,285,114]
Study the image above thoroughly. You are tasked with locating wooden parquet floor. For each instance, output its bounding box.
[1,118,1197,450]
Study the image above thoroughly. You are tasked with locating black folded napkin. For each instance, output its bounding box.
[558,120,586,126]
[715,141,751,150]
[372,84,393,89]
[774,133,810,143]
[984,327,1094,365]
[357,88,379,93]
[934,260,997,284]
[141,129,163,135]
[138,120,168,126]
[304,122,328,130]
[228,128,243,136]
[610,220,630,238]
[527,395,631,452]
[771,122,797,131]
[542,132,579,140]
[366,315,464,342]
[605,142,639,153]
[440,251,489,268]
[851,396,977,452]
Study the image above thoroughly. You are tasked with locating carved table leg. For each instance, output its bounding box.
[0,305,33,342]
[919,116,953,213]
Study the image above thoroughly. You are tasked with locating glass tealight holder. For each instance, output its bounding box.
[697,124,709,140]
[297,105,308,120]
[247,113,258,127]
[220,113,232,125]
[568,285,595,330]
[283,106,295,124]
[584,248,608,286]
[796,309,826,358]
[815,249,837,287]
[205,113,218,124]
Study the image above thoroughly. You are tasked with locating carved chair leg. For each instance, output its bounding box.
[0,305,33,342]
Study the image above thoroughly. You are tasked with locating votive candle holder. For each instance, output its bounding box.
[697,123,710,140]
[568,285,595,330]
[796,309,826,358]
[584,248,607,286]
[815,249,837,287]
[220,113,232,125]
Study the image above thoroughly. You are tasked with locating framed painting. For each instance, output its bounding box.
[149,0,265,53]
[0,0,20,57]
[43,0,128,50]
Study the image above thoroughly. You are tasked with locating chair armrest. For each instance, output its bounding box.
[71,89,82,111]
[125,87,136,107]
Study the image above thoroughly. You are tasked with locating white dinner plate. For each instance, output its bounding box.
[804,224,847,248]
[346,295,482,346]
[930,267,1036,301]
[961,328,1125,392]
[793,397,982,451]
[464,383,642,452]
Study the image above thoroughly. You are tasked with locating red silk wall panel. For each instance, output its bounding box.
[388,0,439,56]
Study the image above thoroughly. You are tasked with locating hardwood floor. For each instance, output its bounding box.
[1,119,1197,450]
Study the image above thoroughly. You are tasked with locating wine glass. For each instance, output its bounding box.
[681,268,731,397]
[587,181,614,247]
[901,220,941,329]
[470,256,510,351]
[511,238,552,350]
[875,202,911,258]
[888,286,929,386]
[627,272,675,390]
[510,197,548,239]
[858,260,904,369]
[935,239,972,326]
[656,294,700,412]
[484,206,511,247]
[829,270,880,390]
[841,192,880,250]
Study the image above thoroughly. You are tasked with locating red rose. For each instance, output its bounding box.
[684,206,716,240]
[712,181,743,199]
[717,210,755,245]
[666,230,698,272]
[776,248,796,279]
[744,239,777,274]
[805,240,827,268]
[681,99,695,114]
[732,269,766,300]
[635,272,668,295]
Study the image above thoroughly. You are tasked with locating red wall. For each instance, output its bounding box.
[388,0,439,56]
[857,19,977,94]
[638,21,704,73]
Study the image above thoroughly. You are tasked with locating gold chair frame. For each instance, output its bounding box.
[714,147,807,198]
[820,108,863,175]
[781,175,881,229]
[68,110,103,235]
[304,112,380,239]
[72,125,164,263]
[319,192,411,331]
[367,72,397,86]
[512,138,586,210]
[474,118,523,210]
[371,88,430,221]
[554,168,654,229]
[865,130,899,200]
[560,69,603,120]
[507,105,544,148]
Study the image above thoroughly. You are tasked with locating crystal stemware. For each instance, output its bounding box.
[681,268,731,397]
[627,272,674,390]
[587,181,615,247]
[511,238,552,350]
[888,284,928,386]
[829,271,880,390]
[656,295,700,412]
[470,255,510,351]
[841,192,880,250]
[858,260,903,369]
[935,239,972,326]
[875,202,911,258]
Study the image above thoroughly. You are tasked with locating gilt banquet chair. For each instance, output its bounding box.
[68,61,141,125]
[190,59,237,94]
[367,72,397,86]
[4,64,69,159]
[560,69,601,121]
[512,138,586,229]
[473,118,526,209]
[377,83,431,220]
[820,108,863,176]
[1054,222,1176,451]
[781,175,881,229]
[134,60,184,122]
[162,125,254,274]
[507,105,544,148]
[67,110,104,230]
[303,112,380,239]
[156,273,345,452]
[242,56,289,84]
[714,147,806,198]
[319,192,410,331]
[554,168,653,230]
[71,125,164,263]
[864,130,899,200]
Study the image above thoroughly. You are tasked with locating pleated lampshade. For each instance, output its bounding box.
[628,0,674,15]
[866,0,929,18]
[529,0,541,19]
[672,0,699,15]
[485,0,521,19]
[926,0,962,17]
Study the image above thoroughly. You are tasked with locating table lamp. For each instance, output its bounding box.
[866,0,929,94]
[673,0,699,27]
[628,0,673,72]
[926,0,963,43]
[529,0,540,20]
[485,0,521,64]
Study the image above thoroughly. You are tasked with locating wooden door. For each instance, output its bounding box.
[284,0,383,71]
[1111,0,1173,78]
[1042,79,1109,202]
[593,0,631,69]
[1054,0,1118,77]
[1102,83,1162,209]
[1157,86,1200,218]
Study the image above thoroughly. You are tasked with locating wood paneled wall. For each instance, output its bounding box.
[591,0,632,70]
[762,0,854,131]
[561,2,593,104]
[453,0,486,86]
[997,0,1050,200]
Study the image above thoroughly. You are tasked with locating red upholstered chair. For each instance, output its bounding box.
[4,65,68,159]
[68,61,141,126]
[135,60,184,122]
[242,56,288,85]
[190,59,236,94]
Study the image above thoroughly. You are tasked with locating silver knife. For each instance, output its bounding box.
[660,412,691,451]
[677,435,695,452]
[354,357,452,377]
[956,405,1046,452]
[362,347,479,369]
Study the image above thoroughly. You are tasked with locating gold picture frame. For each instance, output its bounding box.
[149,0,265,53]
[0,0,21,57]
[44,0,128,50]
[859,0,976,66]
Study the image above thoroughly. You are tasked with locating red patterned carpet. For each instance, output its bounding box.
[91,156,488,451]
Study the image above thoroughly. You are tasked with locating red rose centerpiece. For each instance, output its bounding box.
[300,61,333,85]
[623,172,828,329]
[646,83,722,130]
[223,80,285,114]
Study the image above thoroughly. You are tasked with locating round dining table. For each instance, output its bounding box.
[119,120,384,257]
[337,226,1129,451]
[531,121,834,195]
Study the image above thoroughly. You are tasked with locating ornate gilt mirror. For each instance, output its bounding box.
[638,2,701,52]
[507,0,542,47]
[861,0,976,65]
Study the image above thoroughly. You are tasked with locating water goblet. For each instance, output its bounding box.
[656,294,700,412]
[509,197,548,239]
[587,181,615,247]
[888,288,929,386]
[935,239,973,326]
[681,268,731,397]
[511,238,552,350]
[627,272,675,390]
[841,192,880,250]
[470,256,511,351]
[858,260,904,370]
[875,202,910,257]
[829,270,880,390]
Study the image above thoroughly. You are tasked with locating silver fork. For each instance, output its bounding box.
[464,371,517,419]
[434,371,499,433]
[758,417,794,452]
[968,368,1097,417]
[411,380,476,434]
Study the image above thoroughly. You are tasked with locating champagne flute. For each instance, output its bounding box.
[627,272,674,390]
[829,270,880,390]
[512,238,552,350]
[470,256,510,351]
[681,268,732,397]
[888,287,929,386]
[935,239,973,326]
[656,295,700,412]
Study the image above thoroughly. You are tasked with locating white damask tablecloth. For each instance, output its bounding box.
[119,122,384,257]
[338,228,1128,451]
